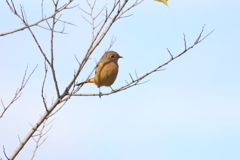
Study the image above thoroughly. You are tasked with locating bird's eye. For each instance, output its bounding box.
[110,55,114,58]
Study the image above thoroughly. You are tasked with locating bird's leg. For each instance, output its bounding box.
[110,86,115,92]
[99,87,102,98]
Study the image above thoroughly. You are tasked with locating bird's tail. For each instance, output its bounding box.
[76,78,94,86]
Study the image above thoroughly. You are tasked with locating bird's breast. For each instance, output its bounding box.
[94,62,119,86]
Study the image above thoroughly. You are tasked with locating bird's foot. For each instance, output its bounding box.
[99,92,102,98]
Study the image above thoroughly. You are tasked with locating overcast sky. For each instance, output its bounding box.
[1,0,240,160]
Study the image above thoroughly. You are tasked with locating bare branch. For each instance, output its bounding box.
[18,135,21,144]
[60,23,65,33]
[67,0,127,94]
[167,48,173,59]
[54,14,62,24]
[156,68,166,72]
[57,19,77,26]
[41,61,48,111]
[1,0,74,36]
[30,118,54,160]
[94,4,107,20]
[129,73,134,82]
[79,1,107,40]
[71,27,214,97]
[81,15,92,25]
[194,24,209,44]
[41,0,44,19]
[48,73,77,117]
[197,29,215,43]
[1,99,5,109]
[117,14,133,19]
[183,33,187,50]
[106,36,117,51]
[49,3,61,98]
[78,6,91,15]
[3,146,9,160]
[0,65,38,118]
[66,3,79,10]
[5,0,213,159]
[74,54,81,65]
[27,27,51,65]
[20,5,28,24]
[36,25,68,34]
[9,0,17,14]
[135,69,139,79]
[37,14,76,34]
[94,19,104,30]
[116,0,144,20]
[47,101,67,118]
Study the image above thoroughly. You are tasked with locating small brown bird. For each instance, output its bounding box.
[76,51,122,94]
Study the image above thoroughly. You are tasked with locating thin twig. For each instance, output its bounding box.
[195,24,205,44]
[37,25,68,34]
[183,33,187,50]
[3,146,9,160]
[57,19,77,26]
[18,135,21,144]
[0,65,38,118]
[135,69,138,79]
[167,48,173,59]
[74,54,81,65]
[116,0,144,20]
[49,2,61,98]
[106,36,117,51]
[27,27,51,65]
[48,73,77,117]
[129,73,134,82]
[41,0,44,19]
[47,101,67,118]
[41,61,48,111]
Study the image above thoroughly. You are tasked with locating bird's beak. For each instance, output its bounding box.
[119,56,123,58]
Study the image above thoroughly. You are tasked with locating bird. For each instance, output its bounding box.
[155,0,168,6]
[76,51,122,97]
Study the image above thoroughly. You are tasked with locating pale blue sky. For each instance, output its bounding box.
[0,0,240,160]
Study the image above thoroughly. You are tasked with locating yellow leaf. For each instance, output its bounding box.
[155,0,168,6]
